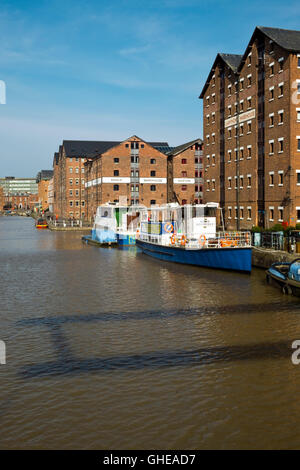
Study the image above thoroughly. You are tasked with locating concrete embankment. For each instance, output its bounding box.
[252,247,300,269]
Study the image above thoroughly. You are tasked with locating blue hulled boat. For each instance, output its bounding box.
[136,204,252,273]
[136,239,252,272]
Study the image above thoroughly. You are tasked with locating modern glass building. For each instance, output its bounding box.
[0,177,38,195]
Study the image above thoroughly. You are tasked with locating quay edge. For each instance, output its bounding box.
[252,247,300,269]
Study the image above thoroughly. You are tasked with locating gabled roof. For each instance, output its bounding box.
[219,53,241,72]
[258,26,300,51]
[166,138,202,156]
[53,152,59,165]
[238,26,300,72]
[199,53,242,99]
[63,140,121,157]
[36,170,53,183]
[200,26,300,97]
[62,138,170,157]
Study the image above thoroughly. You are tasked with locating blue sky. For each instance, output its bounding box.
[1,0,300,176]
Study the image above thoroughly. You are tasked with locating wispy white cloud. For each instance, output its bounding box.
[119,45,151,57]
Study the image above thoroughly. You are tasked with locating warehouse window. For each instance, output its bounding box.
[113,185,119,191]
[114,170,119,176]
[278,138,284,153]
[150,159,156,164]
[150,185,156,191]
[278,83,284,97]
[279,208,283,221]
[151,171,156,177]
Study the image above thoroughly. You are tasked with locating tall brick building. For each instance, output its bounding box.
[200,26,300,229]
[53,141,98,219]
[84,136,172,221]
[36,170,53,212]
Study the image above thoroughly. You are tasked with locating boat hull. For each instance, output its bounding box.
[116,234,136,246]
[136,239,252,273]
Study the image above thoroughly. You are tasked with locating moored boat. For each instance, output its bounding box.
[136,204,252,273]
[92,203,141,246]
[36,218,48,229]
[266,258,300,295]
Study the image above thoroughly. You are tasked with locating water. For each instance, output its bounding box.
[1,216,300,449]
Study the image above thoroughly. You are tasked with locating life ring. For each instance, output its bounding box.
[220,239,231,247]
[164,222,174,233]
[136,229,140,239]
[199,234,206,247]
[170,234,176,245]
[181,235,187,246]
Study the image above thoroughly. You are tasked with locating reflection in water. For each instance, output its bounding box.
[1,217,300,450]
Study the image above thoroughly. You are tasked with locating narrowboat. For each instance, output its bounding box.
[136,203,252,273]
[266,258,300,295]
[36,218,48,229]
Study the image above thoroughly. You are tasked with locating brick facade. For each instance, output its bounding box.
[200,26,300,229]
[85,136,170,221]
[167,139,203,205]
[53,145,87,220]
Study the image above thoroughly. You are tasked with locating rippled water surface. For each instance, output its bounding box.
[1,216,300,449]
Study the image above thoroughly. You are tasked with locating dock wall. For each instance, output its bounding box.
[252,247,299,269]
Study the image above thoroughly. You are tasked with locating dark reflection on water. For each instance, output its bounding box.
[2,216,300,450]
[20,338,294,379]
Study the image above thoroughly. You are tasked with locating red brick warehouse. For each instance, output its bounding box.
[200,26,300,229]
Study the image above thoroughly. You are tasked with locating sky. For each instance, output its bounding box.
[1,0,300,176]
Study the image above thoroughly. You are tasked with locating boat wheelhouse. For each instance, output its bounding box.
[92,203,142,246]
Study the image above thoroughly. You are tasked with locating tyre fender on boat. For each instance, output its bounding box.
[282,284,292,295]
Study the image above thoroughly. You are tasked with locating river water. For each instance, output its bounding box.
[1,216,300,449]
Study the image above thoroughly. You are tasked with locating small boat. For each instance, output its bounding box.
[36,218,48,229]
[266,258,300,295]
[136,203,252,273]
[92,203,141,246]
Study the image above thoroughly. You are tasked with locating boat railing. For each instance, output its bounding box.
[139,231,252,249]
